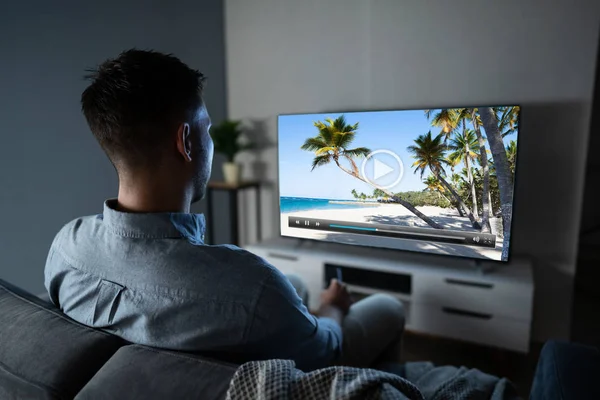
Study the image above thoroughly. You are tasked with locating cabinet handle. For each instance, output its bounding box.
[445,278,493,289]
[267,253,298,261]
[442,307,492,320]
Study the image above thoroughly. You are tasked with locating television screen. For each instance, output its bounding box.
[278,106,520,262]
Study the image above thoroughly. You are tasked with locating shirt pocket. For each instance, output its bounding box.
[92,279,124,327]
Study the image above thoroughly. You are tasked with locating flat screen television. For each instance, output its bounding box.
[278,106,520,262]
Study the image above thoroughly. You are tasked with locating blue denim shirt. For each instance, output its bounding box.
[44,200,342,371]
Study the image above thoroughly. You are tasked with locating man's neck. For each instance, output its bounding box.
[116,182,191,214]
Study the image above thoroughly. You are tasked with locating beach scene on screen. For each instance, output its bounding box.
[278,107,519,262]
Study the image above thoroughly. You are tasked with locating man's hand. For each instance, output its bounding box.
[319,279,352,316]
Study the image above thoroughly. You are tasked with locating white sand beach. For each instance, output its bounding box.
[281,204,504,261]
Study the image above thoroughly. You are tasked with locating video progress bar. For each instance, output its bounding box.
[288,216,496,248]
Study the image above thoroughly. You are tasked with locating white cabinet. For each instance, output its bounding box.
[246,238,534,353]
[413,272,534,321]
[409,304,531,352]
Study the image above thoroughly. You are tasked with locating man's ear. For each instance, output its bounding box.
[176,123,192,162]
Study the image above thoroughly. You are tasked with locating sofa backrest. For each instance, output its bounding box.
[0,279,125,399]
[75,345,237,400]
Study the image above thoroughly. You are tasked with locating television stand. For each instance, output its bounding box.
[471,259,496,275]
[245,237,534,353]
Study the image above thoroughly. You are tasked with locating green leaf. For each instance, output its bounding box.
[315,146,336,155]
[301,137,329,151]
[311,154,332,170]
[335,131,356,148]
[342,147,371,157]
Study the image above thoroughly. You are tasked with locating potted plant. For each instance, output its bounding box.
[209,120,254,184]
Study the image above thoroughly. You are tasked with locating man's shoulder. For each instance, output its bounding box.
[50,216,279,284]
[199,244,278,274]
[53,214,100,238]
[52,214,102,244]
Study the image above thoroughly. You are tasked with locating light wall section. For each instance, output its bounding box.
[225,0,600,341]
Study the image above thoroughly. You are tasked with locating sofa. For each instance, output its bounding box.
[3,276,600,400]
[0,278,237,400]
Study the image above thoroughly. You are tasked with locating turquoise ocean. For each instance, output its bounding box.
[280,197,374,213]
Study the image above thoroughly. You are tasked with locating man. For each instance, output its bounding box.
[45,49,404,371]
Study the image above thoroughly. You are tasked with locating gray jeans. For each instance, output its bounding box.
[287,274,405,368]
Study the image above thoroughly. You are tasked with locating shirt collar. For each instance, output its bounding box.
[102,199,206,244]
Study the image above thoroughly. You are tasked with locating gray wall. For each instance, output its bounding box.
[225,0,600,340]
[0,0,228,294]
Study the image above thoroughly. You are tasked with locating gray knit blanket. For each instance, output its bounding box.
[225,360,521,400]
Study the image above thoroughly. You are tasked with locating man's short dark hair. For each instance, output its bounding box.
[81,49,205,169]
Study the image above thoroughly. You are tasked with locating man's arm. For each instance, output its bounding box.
[316,278,352,326]
[243,268,344,371]
[315,304,344,327]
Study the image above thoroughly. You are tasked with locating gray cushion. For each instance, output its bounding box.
[75,345,237,400]
[0,279,125,400]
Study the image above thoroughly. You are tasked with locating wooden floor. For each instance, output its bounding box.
[401,332,543,398]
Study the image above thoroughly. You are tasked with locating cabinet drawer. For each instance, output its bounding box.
[412,273,533,321]
[409,303,530,353]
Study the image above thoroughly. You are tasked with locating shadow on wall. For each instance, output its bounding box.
[503,100,588,341]
[510,101,587,267]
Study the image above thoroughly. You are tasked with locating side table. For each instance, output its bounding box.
[206,181,262,246]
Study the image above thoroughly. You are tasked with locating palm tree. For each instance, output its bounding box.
[446,152,460,174]
[429,173,465,217]
[506,140,517,176]
[301,116,370,174]
[351,189,359,199]
[425,109,460,142]
[452,108,491,233]
[373,188,386,199]
[447,172,466,217]
[470,166,500,216]
[428,108,491,232]
[498,106,520,138]
[447,127,480,218]
[482,155,497,215]
[423,175,450,202]
[301,115,444,229]
[478,107,514,260]
[407,131,481,229]
[450,173,462,187]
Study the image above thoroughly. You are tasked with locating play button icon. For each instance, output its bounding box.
[361,150,404,190]
[373,159,395,180]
